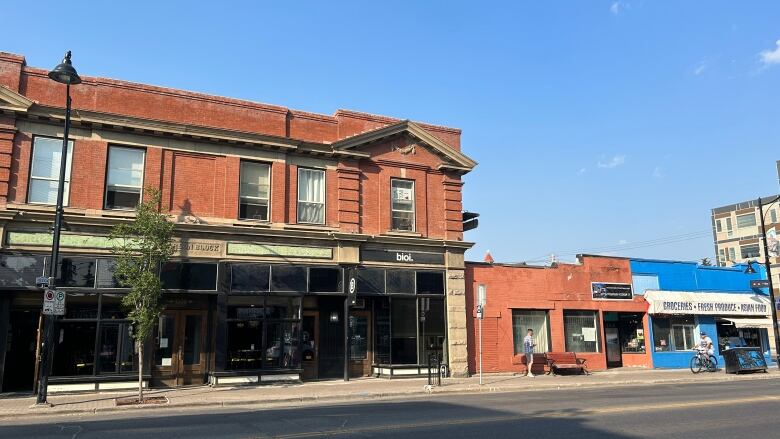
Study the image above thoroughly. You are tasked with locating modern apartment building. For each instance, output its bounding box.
[0,51,476,393]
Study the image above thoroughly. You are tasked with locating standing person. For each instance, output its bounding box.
[524,329,537,377]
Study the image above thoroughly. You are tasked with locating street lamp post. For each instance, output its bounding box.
[36,51,81,405]
[744,195,780,371]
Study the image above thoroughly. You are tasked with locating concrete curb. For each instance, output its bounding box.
[2,372,778,420]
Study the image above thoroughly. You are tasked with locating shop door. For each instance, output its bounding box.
[152,311,207,387]
[301,312,319,380]
[605,327,623,367]
[348,311,372,377]
[1,310,39,392]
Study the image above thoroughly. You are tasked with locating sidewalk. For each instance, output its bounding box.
[2,367,779,420]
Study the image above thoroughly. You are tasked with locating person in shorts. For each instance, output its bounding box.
[699,331,714,359]
[524,329,536,377]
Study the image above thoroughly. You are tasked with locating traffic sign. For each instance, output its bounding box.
[750,280,770,289]
[42,289,66,315]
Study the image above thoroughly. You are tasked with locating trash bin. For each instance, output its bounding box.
[722,347,768,374]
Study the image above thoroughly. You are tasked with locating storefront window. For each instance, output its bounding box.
[387,270,414,294]
[374,297,391,364]
[618,313,646,353]
[230,264,270,293]
[308,267,341,293]
[391,298,417,364]
[419,298,445,363]
[512,310,550,354]
[161,262,218,290]
[226,296,301,370]
[358,268,385,294]
[265,322,300,368]
[564,310,600,353]
[0,254,45,288]
[56,257,97,288]
[97,323,136,374]
[652,316,696,352]
[416,271,445,295]
[53,322,98,376]
[271,266,307,292]
[716,320,766,352]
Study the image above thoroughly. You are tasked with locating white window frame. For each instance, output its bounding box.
[28,136,74,206]
[726,217,733,237]
[728,247,736,261]
[104,146,145,210]
[391,178,415,232]
[671,323,696,351]
[296,167,325,225]
[239,161,271,221]
[771,210,778,224]
[716,219,722,233]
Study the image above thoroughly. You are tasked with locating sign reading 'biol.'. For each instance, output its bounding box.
[361,248,445,265]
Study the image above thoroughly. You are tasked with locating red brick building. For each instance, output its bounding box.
[465,255,652,374]
[0,51,476,392]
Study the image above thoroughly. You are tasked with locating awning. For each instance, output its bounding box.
[723,318,774,329]
[644,290,771,316]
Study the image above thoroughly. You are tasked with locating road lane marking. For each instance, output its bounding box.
[264,395,780,438]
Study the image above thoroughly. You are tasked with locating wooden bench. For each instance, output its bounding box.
[520,353,548,375]
[545,352,589,375]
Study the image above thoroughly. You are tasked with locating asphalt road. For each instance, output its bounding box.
[2,379,779,438]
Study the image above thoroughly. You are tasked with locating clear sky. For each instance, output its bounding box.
[5,1,780,263]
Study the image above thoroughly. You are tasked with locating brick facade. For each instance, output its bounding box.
[465,255,653,374]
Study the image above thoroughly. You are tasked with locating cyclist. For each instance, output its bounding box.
[699,331,714,361]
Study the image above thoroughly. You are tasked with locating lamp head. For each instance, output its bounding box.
[47,51,82,85]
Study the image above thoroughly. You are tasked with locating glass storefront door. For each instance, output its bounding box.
[152,310,207,387]
[348,311,372,377]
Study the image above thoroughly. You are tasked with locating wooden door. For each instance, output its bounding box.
[348,311,372,377]
[301,312,319,380]
[152,311,207,387]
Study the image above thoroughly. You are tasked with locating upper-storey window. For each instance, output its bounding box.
[737,213,757,229]
[391,178,415,231]
[239,161,270,221]
[297,168,325,224]
[105,146,145,209]
[29,136,73,205]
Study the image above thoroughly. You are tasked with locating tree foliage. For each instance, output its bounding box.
[110,188,174,401]
[700,257,713,266]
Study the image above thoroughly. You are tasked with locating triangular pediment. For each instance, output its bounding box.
[0,85,34,112]
[332,120,477,172]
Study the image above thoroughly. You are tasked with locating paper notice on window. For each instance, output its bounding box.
[161,357,172,367]
[160,338,169,348]
[582,327,597,342]
[394,187,413,201]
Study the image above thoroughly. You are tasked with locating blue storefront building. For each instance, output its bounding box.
[630,259,774,369]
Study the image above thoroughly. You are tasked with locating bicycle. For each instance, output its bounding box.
[690,348,718,373]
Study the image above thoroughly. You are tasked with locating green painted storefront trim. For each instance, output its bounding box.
[6,231,120,249]
[227,242,332,259]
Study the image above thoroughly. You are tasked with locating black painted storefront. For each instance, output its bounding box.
[0,251,448,392]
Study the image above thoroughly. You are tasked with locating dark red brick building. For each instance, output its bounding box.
[465,255,652,374]
[0,51,476,392]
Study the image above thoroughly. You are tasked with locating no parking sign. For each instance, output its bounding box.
[42,289,66,315]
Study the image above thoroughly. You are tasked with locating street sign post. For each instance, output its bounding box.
[751,280,771,289]
[42,289,65,316]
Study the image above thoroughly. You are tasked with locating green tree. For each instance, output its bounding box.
[700,257,713,266]
[110,189,174,402]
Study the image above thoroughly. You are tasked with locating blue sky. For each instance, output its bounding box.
[5,1,780,263]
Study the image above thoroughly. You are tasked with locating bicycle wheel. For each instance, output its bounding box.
[690,356,702,373]
[707,356,718,372]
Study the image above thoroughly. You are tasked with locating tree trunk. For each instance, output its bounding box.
[137,339,144,403]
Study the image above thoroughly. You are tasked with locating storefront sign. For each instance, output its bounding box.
[227,243,333,259]
[644,290,772,316]
[591,282,633,300]
[361,249,444,265]
[172,240,223,257]
[7,231,116,249]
